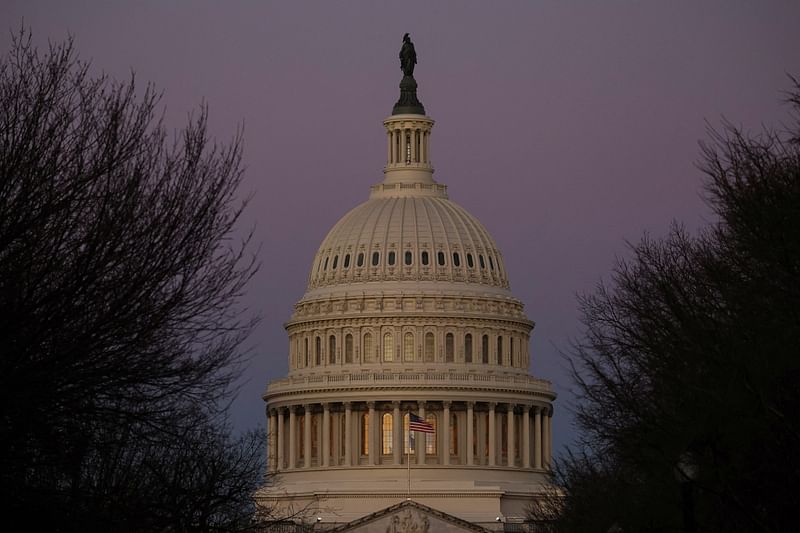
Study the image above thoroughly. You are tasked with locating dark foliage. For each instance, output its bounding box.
[535,78,800,532]
[0,32,268,531]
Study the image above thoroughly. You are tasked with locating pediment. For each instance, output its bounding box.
[329,500,489,533]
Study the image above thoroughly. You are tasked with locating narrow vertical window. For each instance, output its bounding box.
[497,336,504,366]
[403,413,415,454]
[383,332,394,361]
[329,335,336,364]
[332,255,338,269]
[489,256,495,270]
[445,333,454,363]
[482,335,489,364]
[372,251,380,266]
[467,253,474,268]
[357,252,364,267]
[361,413,369,455]
[298,415,305,459]
[345,334,353,363]
[343,254,350,268]
[479,255,486,269]
[382,413,393,454]
[388,251,396,266]
[425,414,437,454]
[424,332,435,362]
[510,337,515,367]
[437,251,445,266]
[323,257,329,271]
[421,251,429,265]
[315,336,321,365]
[404,332,414,362]
[363,333,373,362]
[304,338,309,367]
[465,333,473,363]
[453,252,461,267]
[311,413,319,459]
[405,250,412,265]
[450,413,458,456]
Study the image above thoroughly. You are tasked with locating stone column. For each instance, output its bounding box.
[507,404,515,467]
[533,407,542,470]
[466,402,474,466]
[420,131,426,163]
[488,402,496,467]
[344,402,352,467]
[268,409,277,472]
[322,403,331,468]
[387,131,392,164]
[442,401,451,465]
[417,402,426,465]
[303,404,312,469]
[411,129,417,163]
[276,408,285,471]
[522,405,531,469]
[368,401,376,465]
[288,407,297,469]
[392,401,401,465]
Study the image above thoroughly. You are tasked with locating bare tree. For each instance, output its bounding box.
[0,31,265,531]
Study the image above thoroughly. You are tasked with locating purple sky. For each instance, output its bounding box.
[4,1,799,455]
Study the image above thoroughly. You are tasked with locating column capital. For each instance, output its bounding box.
[344,401,352,409]
[321,402,330,410]
[391,400,401,408]
[488,401,497,410]
[442,400,452,408]
[506,402,516,412]
[367,401,376,409]
[466,401,475,409]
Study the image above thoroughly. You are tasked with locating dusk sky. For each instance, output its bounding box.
[4,1,799,455]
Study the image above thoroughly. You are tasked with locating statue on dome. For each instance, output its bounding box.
[399,33,417,77]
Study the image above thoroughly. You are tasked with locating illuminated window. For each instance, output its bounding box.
[345,334,353,363]
[424,332,435,362]
[482,335,489,364]
[363,333,373,362]
[383,332,394,362]
[425,414,437,454]
[382,413,393,454]
[404,332,414,362]
[361,412,369,455]
[403,413,415,454]
[445,333,454,363]
[465,334,473,363]
[329,335,336,364]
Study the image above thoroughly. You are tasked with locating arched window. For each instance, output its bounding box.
[437,251,445,266]
[388,251,396,266]
[403,413,415,454]
[467,253,474,268]
[479,254,486,269]
[363,333,373,362]
[383,332,394,362]
[404,332,414,362]
[445,333,454,363]
[489,256,495,270]
[372,251,379,266]
[425,414,437,455]
[453,252,461,267]
[424,332,435,362]
[332,255,338,269]
[465,333,473,363]
[382,413,393,454]
[450,413,458,456]
[329,335,336,364]
[357,252,364,267]
[361,413,369,455]
[345,334,353,363]
[323,257,329,271]
[421,251,429,265]
[404,250,412,265]
[497,336,504,366]
[343,254,350,269]
[315,336,321,365]
[482,335,489,364]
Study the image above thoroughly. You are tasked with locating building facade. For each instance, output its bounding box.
[257,41,555,529]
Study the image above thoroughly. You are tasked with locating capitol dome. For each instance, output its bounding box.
[258,38,555,530]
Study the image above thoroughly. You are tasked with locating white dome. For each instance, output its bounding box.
[306,186,510,296]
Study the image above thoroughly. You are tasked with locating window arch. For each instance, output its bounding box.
[345,334,353,363]
[425,414,437,454]
[424,332,435,362]
[329,335,336,364]
[383,332,394,362]
[404,332,414,362]
[363,333,373,362]
[465,333,473,363]
[482,335,489,364]
[404,250,412,265]
[382,413,393,454]
[421,251,429,266]
[315,336,321,365]
[360,413,369,455]
[445,333,454,363]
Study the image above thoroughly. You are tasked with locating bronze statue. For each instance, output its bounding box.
[399,33,417,77]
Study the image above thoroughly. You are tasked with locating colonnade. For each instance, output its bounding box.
[386,127,430,166]
[267,400,552,473]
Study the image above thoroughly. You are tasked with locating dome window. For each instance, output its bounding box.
[403,332,414,361]
[489,256,495,270]
[345,334,353,363]
[481,335,489,364]
[445,333,454,362]
[372,251,380,266]
[383,332,394,361]
[421,251,429,265]
[357,252,364,267]
[332,255,338,269]
[453,252,461,267]
[465,334,473,363]
[467,253,474,268]
[479,254,486,269]
[388,251,396,266]
[437,251,445,266]
[323,257,329,271]
[424,332,435,362]
[404,251,412,265]
[343,254,350,268]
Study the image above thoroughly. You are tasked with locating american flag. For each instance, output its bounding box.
[408,413,434,433]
